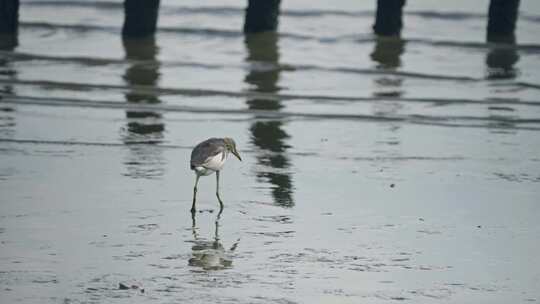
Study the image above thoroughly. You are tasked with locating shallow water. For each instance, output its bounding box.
[1,0,540,303]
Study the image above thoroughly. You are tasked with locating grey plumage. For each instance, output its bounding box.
[190,138,226,170]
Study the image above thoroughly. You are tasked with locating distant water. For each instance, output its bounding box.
[0,0,539,127]
[1,0,540,303]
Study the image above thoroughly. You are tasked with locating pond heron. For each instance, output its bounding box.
[190,137,242,213]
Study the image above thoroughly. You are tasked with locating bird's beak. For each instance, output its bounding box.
[232,149,242,161]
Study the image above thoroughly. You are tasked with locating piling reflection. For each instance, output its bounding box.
[486,44,520,80]
[0,34,17,96]
[369,36,405,122]
[369,36,404,172]
[244,32,294,207]
[370,36,405,98]
[189,213,238,271]
[121,37,165,179]
[0,33,18,138]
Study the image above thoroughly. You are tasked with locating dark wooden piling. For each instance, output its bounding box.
[487,0,521,43]
[0,0,19,34]
[243,0,281,33]
[373,0,406,36]
[122,0,160,37]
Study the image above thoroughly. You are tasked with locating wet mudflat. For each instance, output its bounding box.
[1,0,540,303]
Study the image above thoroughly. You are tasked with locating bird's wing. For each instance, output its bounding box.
[190,138,226,168]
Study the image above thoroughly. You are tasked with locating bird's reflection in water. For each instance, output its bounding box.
[244,32,294,208]
[121,37,165,179]
[189,213,239,271]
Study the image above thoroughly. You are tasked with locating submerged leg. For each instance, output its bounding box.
[191,175,200,213]
[216,171,224,211]
[191,210,198,239]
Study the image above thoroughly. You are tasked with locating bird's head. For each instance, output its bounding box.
[223,137,242,161]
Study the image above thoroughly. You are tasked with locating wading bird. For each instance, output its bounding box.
[190,138,242,213]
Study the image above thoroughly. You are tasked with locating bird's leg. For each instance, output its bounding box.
[216,171,224,212]
[213,213,220,247]
[191,210,198,240]
[191,175,200,213]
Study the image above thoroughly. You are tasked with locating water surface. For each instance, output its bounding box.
[1,0,540,303]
